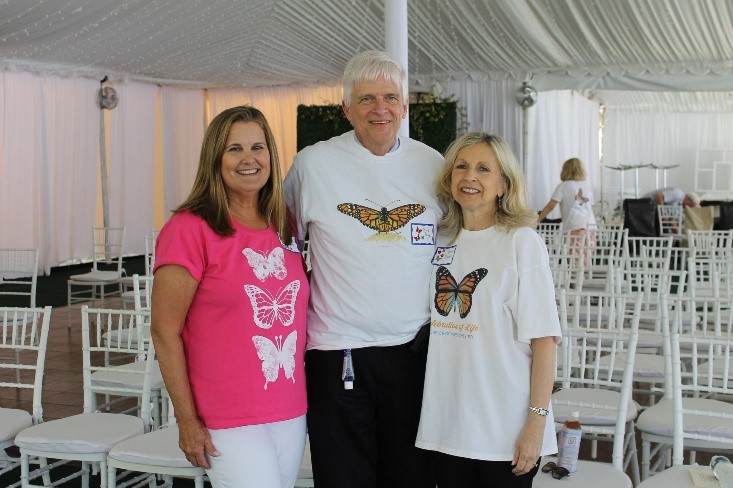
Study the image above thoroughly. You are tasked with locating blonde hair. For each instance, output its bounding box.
[560,157,586,181]
[435,132,537,242]
[175,106,292,244]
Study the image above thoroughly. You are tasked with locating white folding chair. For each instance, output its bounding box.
[107,390,206,488]
[538,318,641,487]
[0,306,51,488]
[0,249,40,308]
[637,296,733,480]
[15,306,157,488]
[67,227,126,327]
[120,231,157,310]
[657,205,684,237]
[637,330,733,486]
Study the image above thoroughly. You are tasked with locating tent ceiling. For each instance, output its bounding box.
[1,0,732,107]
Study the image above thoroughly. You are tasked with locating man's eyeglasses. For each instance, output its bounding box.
[542,461,570,480]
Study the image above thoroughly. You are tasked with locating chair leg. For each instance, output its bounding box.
[20,452,29,488]
[107,465,116,488]
[623,425,640,487]
[40,457,51,486]
[195,475,205,488]
[641,438,650,480]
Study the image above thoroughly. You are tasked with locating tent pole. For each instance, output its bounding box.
[385,0,409,137]
[99,108,110,230]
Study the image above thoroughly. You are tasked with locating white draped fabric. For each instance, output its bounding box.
[527,90,601,215]
[160,87,206,217]
[0,71,99,274]
[602,110,733,204]
[106,81,159,256]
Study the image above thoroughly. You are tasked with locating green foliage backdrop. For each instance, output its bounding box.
[297,101,457,154]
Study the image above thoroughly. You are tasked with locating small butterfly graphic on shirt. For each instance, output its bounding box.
[244,280,300,329]
[434,266,488,318]
[252,331,298,390]
[243,247,287,281]
[575,189,590,206]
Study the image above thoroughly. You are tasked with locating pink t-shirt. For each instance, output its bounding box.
[154,211,308,429]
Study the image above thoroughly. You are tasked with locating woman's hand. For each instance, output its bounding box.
[177,416,219,469]
[512,416,545,475]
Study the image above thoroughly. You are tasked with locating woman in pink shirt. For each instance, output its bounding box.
[152,106,309,488]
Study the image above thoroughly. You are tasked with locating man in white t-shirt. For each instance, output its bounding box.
[284,51,443,488]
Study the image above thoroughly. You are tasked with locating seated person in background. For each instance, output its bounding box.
[644,187,700,207]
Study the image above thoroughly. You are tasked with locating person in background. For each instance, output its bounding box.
[538,157,597,266]
[151,106,309,488]
[416,132,560,487]
[643,187,700,207]
[284,50,442,488]
[537,157,597,233]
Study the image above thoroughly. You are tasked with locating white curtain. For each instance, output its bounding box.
[208,83,343,173]
[160,87,206,219]
[107,81,159,257]
[0,72,99,273]
[528,90,601,215]
[602,110,733,207]
[442,78,522,151]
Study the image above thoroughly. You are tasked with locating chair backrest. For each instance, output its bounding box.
[688,254,732,299]
[657,204,684,236]
[555,309,641,470]
[91,227,125,274]
[683,206,715,232]
[560,289,640,333]
[670,332,733,464]
[81,305,156,428]
[0,306,52,423]
[0,248,40,307]
[687,229,733,260]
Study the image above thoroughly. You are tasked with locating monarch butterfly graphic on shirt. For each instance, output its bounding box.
[252,331,297,390]
[434,266,488,318]
[337,200,425,233]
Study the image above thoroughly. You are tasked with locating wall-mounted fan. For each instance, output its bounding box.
[515,82,538,108]
[98,86,118,110]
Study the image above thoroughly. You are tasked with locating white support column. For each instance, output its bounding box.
[384,0,409,137]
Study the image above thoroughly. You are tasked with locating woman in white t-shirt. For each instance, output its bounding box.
[538,157,597,265]
[416,133,561,487]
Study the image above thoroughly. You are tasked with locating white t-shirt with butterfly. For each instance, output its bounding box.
[551,180,597,232]
[284,130,444,349]
[416,226,561,461]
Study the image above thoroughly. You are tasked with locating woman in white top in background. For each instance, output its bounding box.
[538,157,597,264]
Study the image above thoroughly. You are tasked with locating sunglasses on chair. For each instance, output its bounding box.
[542,461,570,480]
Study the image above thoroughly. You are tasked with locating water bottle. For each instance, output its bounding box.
[711,455,733,487]
[557,411,582,473]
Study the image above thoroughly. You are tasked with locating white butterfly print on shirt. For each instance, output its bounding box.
[242,247,287,281]
[252,331,298,390]
[244,280,301,329]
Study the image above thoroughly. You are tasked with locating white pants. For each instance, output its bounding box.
[206,415,307,488]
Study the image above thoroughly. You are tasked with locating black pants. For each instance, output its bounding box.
[305,343,435,488]
[434,452,541,488]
